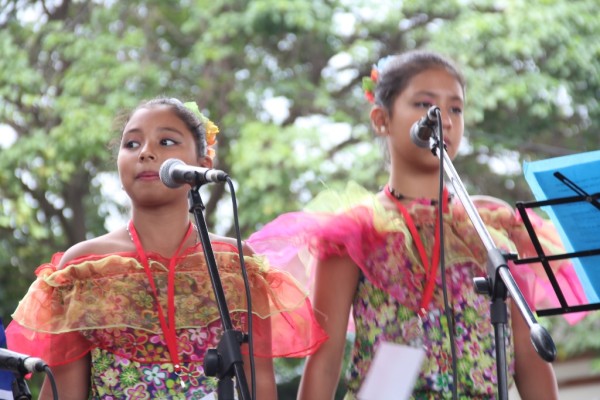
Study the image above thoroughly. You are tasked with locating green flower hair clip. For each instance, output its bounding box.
[183,101,219,158]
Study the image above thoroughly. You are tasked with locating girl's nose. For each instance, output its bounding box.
[139,143,156,161]
[441,110,453,132]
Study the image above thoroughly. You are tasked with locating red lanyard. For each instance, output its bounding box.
[127,220,194,385]
[384,185,449,317]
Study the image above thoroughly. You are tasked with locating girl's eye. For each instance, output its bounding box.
[450,107,463,115]
[415,101,434,109]
[160,138,177,146]
[124,140,140,149]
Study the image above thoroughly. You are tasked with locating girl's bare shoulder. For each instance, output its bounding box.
[58,228,134,269]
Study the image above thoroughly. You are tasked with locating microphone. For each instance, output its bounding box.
[159,158,229,188]
[0,348,47,374]
[410,106,440,148]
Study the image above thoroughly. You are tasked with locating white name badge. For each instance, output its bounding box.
[357,342,425,400]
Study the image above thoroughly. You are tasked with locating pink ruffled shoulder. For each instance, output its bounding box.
[249,183,589,325]
[248,183,396,293]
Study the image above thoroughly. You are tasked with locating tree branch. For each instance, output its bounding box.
[326,136,363,159]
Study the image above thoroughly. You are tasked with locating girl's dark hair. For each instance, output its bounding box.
[113,97,207,157]
[374,50,466,115]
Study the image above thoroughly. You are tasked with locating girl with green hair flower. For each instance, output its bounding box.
[7,96,327,399]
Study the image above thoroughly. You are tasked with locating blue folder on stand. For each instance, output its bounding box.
[522,150,600,309]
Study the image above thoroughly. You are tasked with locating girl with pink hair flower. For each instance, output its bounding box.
[249,50,588,399]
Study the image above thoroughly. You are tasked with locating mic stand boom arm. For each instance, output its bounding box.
[188,187,250,400]
[429,138,556,400]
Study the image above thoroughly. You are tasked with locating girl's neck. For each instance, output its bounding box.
[388,169,441,200]
[130,207,195,258]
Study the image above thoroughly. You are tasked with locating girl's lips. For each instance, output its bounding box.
[136,171,159,180]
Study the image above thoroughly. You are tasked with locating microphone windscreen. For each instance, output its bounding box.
[159,158,184,188]
[410,121,431,148]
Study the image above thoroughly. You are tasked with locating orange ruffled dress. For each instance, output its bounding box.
[7,240,327,399]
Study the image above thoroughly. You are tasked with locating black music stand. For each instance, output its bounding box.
[514,170,600,317]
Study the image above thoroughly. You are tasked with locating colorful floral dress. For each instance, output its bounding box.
[248,182,588,399]
[8,241,327,399]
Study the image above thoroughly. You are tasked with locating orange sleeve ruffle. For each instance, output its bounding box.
[7,246,327,366]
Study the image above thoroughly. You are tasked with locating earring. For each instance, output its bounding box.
[379,126,387,134]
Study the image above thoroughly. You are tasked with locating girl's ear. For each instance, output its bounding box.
[370,106,389,137]
[199,156,213,169]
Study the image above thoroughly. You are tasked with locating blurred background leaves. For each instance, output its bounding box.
[1,0,599,397]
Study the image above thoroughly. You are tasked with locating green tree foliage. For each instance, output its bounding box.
[1,0,599,395]
[429,0,600,199]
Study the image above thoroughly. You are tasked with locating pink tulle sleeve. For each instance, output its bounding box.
[246,212,320,291]
[7,322,92,367]
[248,207,389,294]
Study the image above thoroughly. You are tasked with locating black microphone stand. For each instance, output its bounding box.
[426,121,556,400]
[188,186,250,400]
[11,373,32,400]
